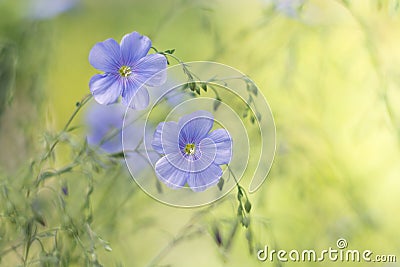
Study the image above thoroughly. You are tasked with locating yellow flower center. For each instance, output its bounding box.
[184,143,196,155]
[119,65,132,77]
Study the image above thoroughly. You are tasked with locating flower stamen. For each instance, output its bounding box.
[119,65,132,77]
[184,143,196,155]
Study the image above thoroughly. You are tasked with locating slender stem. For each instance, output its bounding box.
[44,94,93,160]
[98,111,147,147]
[23,224,35,267]
[227,165,250,220]
[154,47,238,102]
[145,196,233,267]
[208,75,247,83]
[146,227,205,267]
[35,161,79,186]
[30,94,92,194]
[227,165,237,183]
[0,243,24,258]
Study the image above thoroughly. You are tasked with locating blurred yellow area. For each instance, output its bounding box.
[1,0,400,266]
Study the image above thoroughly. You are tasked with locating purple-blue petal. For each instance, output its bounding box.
[28,0,78,20]
[151,110,232,192]
[187,164,222,192]
[155,156,188,189]
[152,122,166,154]
[120,32,152,65]
[133,53,167,87]
[163,139,215,173]
[207,129,232,165]
[178,111,214,144]
[86,103,124,153]
[85,102,144,154]
[121,81,149,110]
[89,74,122,105]
[152,121,180,155]
[89,38,121,73]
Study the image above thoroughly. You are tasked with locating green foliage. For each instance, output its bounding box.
[0,128,121,266]
[1,0,400,266]
[0,43,16,117]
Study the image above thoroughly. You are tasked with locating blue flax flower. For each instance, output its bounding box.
[152,111,232,192]
[89,31,167,109]
[28,0,78,20]
[86,102,158,175]
[85,102,141,154]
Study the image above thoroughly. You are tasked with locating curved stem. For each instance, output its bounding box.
[45,94,93,160]
[33,94,92,186]
[145,196,233,267]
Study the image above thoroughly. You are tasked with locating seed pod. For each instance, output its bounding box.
[217,178,224,191]
[244,200,252,213]
[201,82,208,92]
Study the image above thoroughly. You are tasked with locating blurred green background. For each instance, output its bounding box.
[1,0,400,266]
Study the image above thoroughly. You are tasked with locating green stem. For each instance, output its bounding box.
[98,110,147,147]
[227,165,247,198]
[227,165,250,220]
[23,222,36,267]
[45,94,93,160]
[31,94,92,193]
[145,196,233,267]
